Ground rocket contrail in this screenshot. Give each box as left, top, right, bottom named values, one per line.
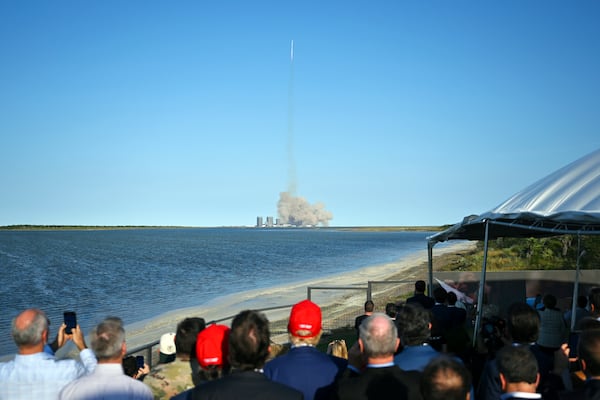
left=278, top=39, right=333, bottom=227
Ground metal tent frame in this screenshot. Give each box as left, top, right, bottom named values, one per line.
left=426, top=148, right=600, bottom=345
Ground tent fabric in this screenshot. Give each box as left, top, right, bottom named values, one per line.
left=429, top=148, right=600, bottom=244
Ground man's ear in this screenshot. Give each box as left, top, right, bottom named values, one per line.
left=42, top=328, right=48, bottom=344
left=581, top=359, right=588, bottom=372
left=428, top=322, right=432, bottom=331
left=499, top=372, right=507, bottom=391
left=394, top=337, right=400, bottom=352
left=121, top=341, right=127, bottom=357
left=358, top=338, right=364, bottom=353
left=534, top=373, right=540, bottom=389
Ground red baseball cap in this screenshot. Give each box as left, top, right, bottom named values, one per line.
left=288, top=299, right=322, bottom=338
left=196, top=324, right=230, bottom=369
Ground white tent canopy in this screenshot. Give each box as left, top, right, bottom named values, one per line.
left=426, top=148, right=600, bottom=342
left=429, top=148, right=600, bottom=244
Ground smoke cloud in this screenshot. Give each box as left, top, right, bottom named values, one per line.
left=277, top=192, right=333, bottom=227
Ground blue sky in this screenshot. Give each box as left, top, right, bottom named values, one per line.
left=1, top=1, right=599, bottom=227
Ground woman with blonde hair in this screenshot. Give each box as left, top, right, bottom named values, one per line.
left=326, top=339, right=348, bottom=359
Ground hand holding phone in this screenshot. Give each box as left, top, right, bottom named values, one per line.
left=63, top=311, right=77, bottom=335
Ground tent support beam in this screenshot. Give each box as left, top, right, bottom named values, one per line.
left=473, top=220, right=490, bottom=348
left=427, top=242, right=434, bottom=297
left=571, top=236, right=585, bottom=331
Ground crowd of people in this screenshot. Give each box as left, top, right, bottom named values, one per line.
left=2, top=281, right=600, bottom=400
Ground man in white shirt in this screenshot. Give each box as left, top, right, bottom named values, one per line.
left=59, top=317, right=152, bottom=400
left=0, top=308, right=97, bottom=399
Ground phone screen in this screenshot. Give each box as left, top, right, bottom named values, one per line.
left=63, top=311, right=77, bottom=334
left=136, top=355, right=144, bottom=369
left=568, top=331, right=580, bottom=358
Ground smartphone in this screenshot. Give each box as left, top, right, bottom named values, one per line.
left=568, top=331, right=580, bottom=358
left=63, top=311, right=77, bottom=334
left=136, top=355, right=144, bottom=369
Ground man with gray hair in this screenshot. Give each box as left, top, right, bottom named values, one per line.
left=0, top=308, right=97, bottom=399
left=59, top=317, right=152, bottom=399
left=335, top=313, right=422, bottom=400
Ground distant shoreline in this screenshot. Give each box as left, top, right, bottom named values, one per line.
left=0, top=225, right=450, bottom=232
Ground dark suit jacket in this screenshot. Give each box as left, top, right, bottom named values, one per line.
left=559, top=378, right=600, bottom=400
left=335, top=365, right=422, bottom=400
left=190, top=370, right=303, bottom=400
left=406, top=294, right=434, bottom=309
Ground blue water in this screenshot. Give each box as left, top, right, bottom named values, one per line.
left=0, top=228, right=433, bottom=356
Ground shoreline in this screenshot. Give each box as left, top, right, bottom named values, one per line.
left=123, top=240, right=477, bottom=350
left=0, top=240, right=475, bottom=362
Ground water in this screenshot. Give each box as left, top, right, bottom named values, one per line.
left=0, top=227, right=434, bottom=357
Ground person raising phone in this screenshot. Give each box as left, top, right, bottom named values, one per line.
left=0, top=308, right=97, bottom=399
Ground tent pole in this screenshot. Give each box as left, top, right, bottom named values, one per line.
left=473, top=220, right=490, bottom=348
left=571, top=236, right=585, bottom=331
left=427, top=242, right=434, bottom=297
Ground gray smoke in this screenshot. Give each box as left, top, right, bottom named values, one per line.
left=277, top=191, right=333, bottom=227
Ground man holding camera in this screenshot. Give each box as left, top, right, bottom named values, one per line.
left=0, top=308, right=97, bottom=399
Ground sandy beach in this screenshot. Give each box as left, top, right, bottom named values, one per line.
left=123, top=240, right=477, bottom=351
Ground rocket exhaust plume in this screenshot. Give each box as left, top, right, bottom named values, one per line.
left=277, top=192, right=333, bottom=227
left=277, top=40, right=333, bottom=227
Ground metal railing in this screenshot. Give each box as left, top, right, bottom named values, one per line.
left=126, top=280, right=419, bottom=369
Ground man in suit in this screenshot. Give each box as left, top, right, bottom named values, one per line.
left=406, top=280, right=434, bottom=309
left=394, top=303, right=441, bottom=372
left=264, top=299, right=347, bottom=400
left=335, top=313, right=422, bottom=400
left=354, top=300, right=375, bottom=337
left=477, top=302, right=555, bottom=400
left=189, top=310, right=302, bottom=400
left=496, top=345, right=542, bottom=399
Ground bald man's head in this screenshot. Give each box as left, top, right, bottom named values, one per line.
left=12, top=309, right=48, bottom=350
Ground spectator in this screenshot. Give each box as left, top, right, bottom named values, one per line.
left=564, top=295, right=589, bottom=329
left=264, top=299, right=347, bottom=400
left=354, top=300, right=375, bottom=336
left=588, top=287, right=600, bottom=320
left=122, top=355, right=150, bottom=380
left=385, top=302, right=398, bottom=320
left=477, top=302, right=555, bottom=400
left=496, top=345, right=541, bottom=399
left=335, top=313, right=422, bottom=400
left=159, top=332, right=177, bottom=364
left=188, top=310, right=303, bottom=400
left=538, top=294, right=567, bottom=353
left=327, top=339, right=349, bottom=360
left=430, top=286, right=451, bottom=352
left=195, top=323, right=231, bottom=381
left=446, top=291, right=470, bottom=360
left=394, top=303, right=441, bottom=372
left=0, top=308, right=97, bottom=399
left=407, top=280, right=435, bottom=309
left=559, top=328, right=600, bottom=400
left=564, top=317, right=600, bottom=391
left=171, top=323, right=231, bottom=400
left=143, top=317, right=206, bottom=399
left=58, top=317, right=153, bottom=399
left=421, top=356, right=471, bottom=400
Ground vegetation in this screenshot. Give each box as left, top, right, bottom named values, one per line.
left=438, top=235, right=600, bottom=272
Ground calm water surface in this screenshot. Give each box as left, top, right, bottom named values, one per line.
left=0, top=228, right=433, bottom=356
